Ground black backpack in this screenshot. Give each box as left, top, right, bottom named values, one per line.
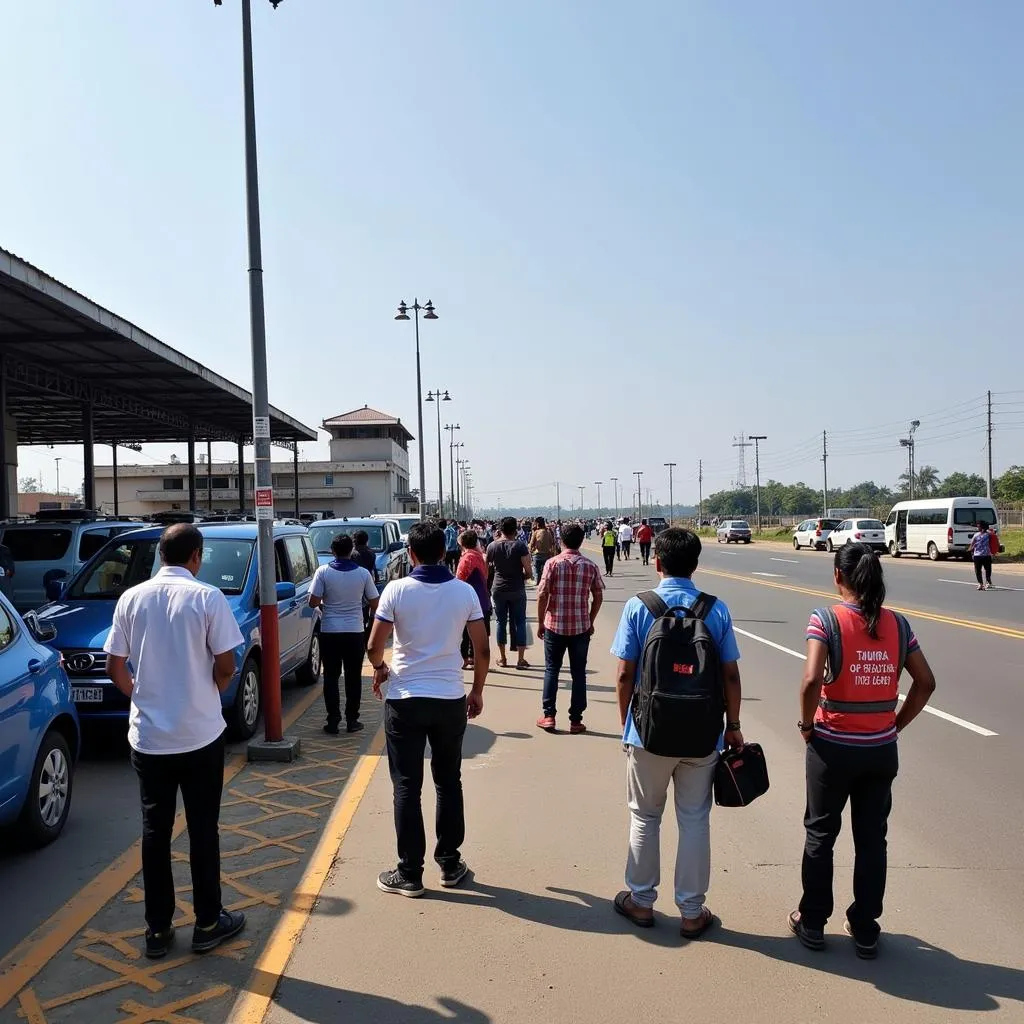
left=631, top=591, right=724, bottom=758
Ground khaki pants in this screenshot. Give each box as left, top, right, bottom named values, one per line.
left=624, top=745, right=717, bottom=917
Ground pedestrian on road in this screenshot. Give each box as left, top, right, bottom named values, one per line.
left=636, top=519, right=653, bottom=566
left=104, top=524, right=246, bottom=959
left=532, top=524, right=602, bottom=733
left=529, top=515, right=557, bottom=586
left=969, top=520, right=999, bottom=590
left=309, top=534, right=379, bottom=735
left=601, top=523, right=617, bottom=576
left=789, top=543, right=936, bottom=959
left=610, top=528, right=744, bottom=939
left=535, top=522, right=604, bottom=733
left=618, top=519, right=634, bottom=560
left=486, top=516, right=533, bottom=670
left=441, top=519, right=460, bottom=573
left=367, top=522, right=490, bottom=897
left=352, top=530, right=377, bottom=576
left=456, top=529, right=492, bottom=670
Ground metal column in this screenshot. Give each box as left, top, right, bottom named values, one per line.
left=237, top=437, right=246, bottom=513
left=187, top=430, right=197, bottom=512
left=293, top=442, right=300, bottom=517
left=207, top=441, right=213, bottom=511
left=82, top=401, right=96, bottom=510
left=0, top=362, right=8, bottom=519
left=111, top=443, right=119, bottom=516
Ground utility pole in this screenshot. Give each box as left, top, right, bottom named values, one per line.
left=578, top=485, right=585, bottom=517
left=987, top=390, right=993, bottom=498
left=555, top=482, right=561, bottom=523
left=664, top=462, right=676, bottom=525
left=610, top=476, right=619, bottom=519
left=732, top=434, right=752, bottom=491
left=899, top=419, right=920, bottom=499
left=750, top=435, right=767, bottom=532
left=594, top=481, right=603, bottom=518
left=821, top=430, right=828, bottom=517
left=698, top=459, right=703, bottom=525
left=633, top=471, right=643, bottom=521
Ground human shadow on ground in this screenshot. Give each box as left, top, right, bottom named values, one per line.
left=266, top=972, right=492, bottom=1024
left=708, top=927, right=1024, bottom=1011
left=424, top=724, right=532, bottom=761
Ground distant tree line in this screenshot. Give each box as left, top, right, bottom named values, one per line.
left=702, top=465, right=1024, bottom=518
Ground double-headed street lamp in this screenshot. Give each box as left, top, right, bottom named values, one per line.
left=395, top=299, right=438, bottom=518
left=445, top=423, right=460, bottom=518
left=454, top=441, right=466, bottom=514
left=424, top=389, right=451, bottom=516
left=899, top=419, right=921, bottom=499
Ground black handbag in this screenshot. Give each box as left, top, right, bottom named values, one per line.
left=714, top=742, right=770, bottom=807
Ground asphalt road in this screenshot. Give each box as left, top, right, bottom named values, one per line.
left=265, top=543, right=1023, bottom=1023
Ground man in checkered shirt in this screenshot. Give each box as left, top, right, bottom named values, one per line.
left=535, top=522, right=605, bottom=734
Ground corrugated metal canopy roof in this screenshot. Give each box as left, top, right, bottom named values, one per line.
left=0, top=247, right=317, bottom=446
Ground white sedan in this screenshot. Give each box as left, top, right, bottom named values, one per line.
left=826, top=518, right=887, bottom=553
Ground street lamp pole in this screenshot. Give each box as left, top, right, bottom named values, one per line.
left=899, top=419, right=920, bottom=499
left=54, top=457, right=61, bottom=498
left=749, top=435, right=767, bottom=532
left=425, top=389, right=451, bottom=517
left=610, top=477, right=619, bottom=519
left=634, top=471, right=643, bottom=521
left=594, top=481, right=602, bottom=518
left=664, top=462, right=676, bottom=525
left=578, top=485, right=585, bottom=517
left=445, top=424, right=460, bottom=518
left=395, top=299, right=438, bottom=518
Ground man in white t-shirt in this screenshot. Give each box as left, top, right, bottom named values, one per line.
left=618, top=520, right=634, bottom=560
left=105, top=524, right=246, bottom=960
left=367, top=521, right=490, bottom=897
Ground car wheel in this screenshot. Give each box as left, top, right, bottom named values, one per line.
left=927, top=542, right=940, bottom=562
left=296, top=629, right=321, bottom=686
left=229, top=655, right=262, bottom=740
left=826, top=538, right=834, bottom=552
left=889, top=541, right=900, bottom=558
left=19, top=729, right=73, bottom=847
left=793, top=536, right=800, bottom=550
left=744, top=538, right=751, bottom=544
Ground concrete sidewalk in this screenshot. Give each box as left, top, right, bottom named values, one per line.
left=256, top=572, right=1023, bottom=1023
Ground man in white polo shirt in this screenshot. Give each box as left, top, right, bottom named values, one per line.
left=367, top=521, right=490, bottom=897
left=105, top=524, right=246, bottom=960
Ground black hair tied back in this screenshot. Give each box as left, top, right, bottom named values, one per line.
left=836, top=543, right=886, bottom=637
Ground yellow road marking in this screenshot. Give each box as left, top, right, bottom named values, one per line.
left=699, top=568, right=1024, bottom=641
left=0, top=682, right=325, bottom=1011
left=227, top=721, right=386, bottom=1024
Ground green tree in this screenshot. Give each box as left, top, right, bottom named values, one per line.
left=899, top=465, right=940, bottom=498
left=995, top=465, right=1024, bottom=503
left=936, top=472, right=986, bottom=498
left=18, top=476, right=39, bottom=493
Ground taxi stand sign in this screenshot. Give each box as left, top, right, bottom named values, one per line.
left=255, top=486, right=274, bottom=521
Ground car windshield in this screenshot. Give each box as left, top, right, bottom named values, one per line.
left=394, top=516, right=419, bottom=534
left=309, top=524, right=384, bottom=554
left=732, top=521, right=750, bottom=529
left=820, top=519, right=841, bottom=529
left=2, top=528, right=72, bottom=561
left=857, top=520, right=885, bottom=530
left=66, top=537, right=254, bottom=599
left=954, top=507, right=997, bottom=527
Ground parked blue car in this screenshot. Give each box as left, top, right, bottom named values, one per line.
left=0, top=596, right=80, bottom=846
left=307, top=518, right=408, bottom=585
left=37, top=524, right=321, bottom=740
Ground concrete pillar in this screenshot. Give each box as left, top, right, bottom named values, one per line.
left=293, top=443, right=300, bottom=517
left=111, top=443, right=119, bottom=516
left=187, top=429, right=197, bottom=512
left=82, top=401, right=95, bottom=510
left=237, top=437, right=246, bottom=513
left=0, top=362, right=7, bottom=519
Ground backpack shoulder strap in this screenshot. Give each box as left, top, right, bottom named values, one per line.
left=892, top=611, right=913, bottom=676
left=816, top=606, right=843, bottom=684
left=637, top=591, right=669, bottom=619
left=689, top=592, right=718, bottom=621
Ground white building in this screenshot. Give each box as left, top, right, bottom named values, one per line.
left=93, top=406, right=418, bottom=517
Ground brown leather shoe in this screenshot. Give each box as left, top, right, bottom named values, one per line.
left=614, top=890, right=654, bottom=928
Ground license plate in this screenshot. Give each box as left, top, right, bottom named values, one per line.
left=72, top=686, right=104, bottom=703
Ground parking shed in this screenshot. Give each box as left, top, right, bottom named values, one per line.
left=0, top=247, right=317, bottom=516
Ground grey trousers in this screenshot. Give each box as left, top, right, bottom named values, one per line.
left=624, top=745, right=717, bottom=917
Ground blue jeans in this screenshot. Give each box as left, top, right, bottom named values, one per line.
left=542, top=631, right=590, bottom=721
left=532, top=554, right=549, bottom=584
left=493, top=591, right=527, bottom=650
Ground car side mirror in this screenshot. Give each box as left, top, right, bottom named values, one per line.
left=43, top=569, right=69, bottom=602
left=389, top=541, right=404, bottom=553
left=275, top=581, right=297, bottom=601
left=23, top=610, right=58, bottom=643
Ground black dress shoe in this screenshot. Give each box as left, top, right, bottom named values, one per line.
left=346, top=720, right=365, bottom=734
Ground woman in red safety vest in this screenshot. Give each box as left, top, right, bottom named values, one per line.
left=789, top=543, right=936, bottom=960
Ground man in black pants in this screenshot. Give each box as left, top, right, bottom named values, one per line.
left=367, top=522, right=491, bottom=896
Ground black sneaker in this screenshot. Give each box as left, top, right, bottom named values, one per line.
left=377, top=869, right=425, bottom=898
left=144, top=926, right=175, bottom=959
left=192, top=909, right=246, bottom=953
left=323, top=721, right=340, bottom=736
left=440, top=861, right=470, bottom=888
left=844, top=920, right=878, bottom=959
left=788, top=911, right=825, bottom=951
left=346, top=720, right=365, bottom=734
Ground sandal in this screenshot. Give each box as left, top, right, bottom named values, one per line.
left=516, top=661, right=531, bottom=670
left=497, top=659, right=508, bottom=668
left=613, top=890, right=654, bottom=929
left=680, top=906, right=716, bottom=940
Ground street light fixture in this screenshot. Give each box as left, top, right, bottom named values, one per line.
left=395, top=299, right=439, bottom=519
left=424, top=389, right=451, bottom=516
left=899, top=419, right=921, bottom=499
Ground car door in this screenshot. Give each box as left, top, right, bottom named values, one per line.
left=273, top=539, right=301, bottom=670
left=282, top=536, right=315, bottom=672
left=834, top=521, right=849, bottom=546
left=0, top=604, right=34, bottom=820
left=795, top=521, right=808, bottom=547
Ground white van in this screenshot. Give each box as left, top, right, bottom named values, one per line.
left=884, top=497, right=998, bottom=561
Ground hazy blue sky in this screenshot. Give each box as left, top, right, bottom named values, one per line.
left=3, top=1, right=1022, bottom=510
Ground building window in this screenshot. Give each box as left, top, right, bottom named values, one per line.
left=209, top=476, right=230, bottom=489
left=324, top=474, right=334, bottom=486
left=162, top=478, right=184, bottom=490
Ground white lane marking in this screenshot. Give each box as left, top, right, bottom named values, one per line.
left=732, top=626, right=999, bottom=737
left=751, top=572, right=787, bottom=578
left=771, top=558, right=800, bottom=564
left=938, top=578, right=1024, bottom=593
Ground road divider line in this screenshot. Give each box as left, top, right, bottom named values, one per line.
left=0, top=681, right=326, bottom=1012
left=751, top=572, right=787, bottom=578
left=228, top=721, right=386, bottom=1024
left=938, top=578, right=1024, bottom=593
left=700, top=567, right=1024, bottom=641
left=732, top=626, right=998, bottom=737
left=771, top=558, right=800, bottom=564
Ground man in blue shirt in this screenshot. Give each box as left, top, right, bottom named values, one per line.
left=441, top=519, right=460, bottom=572
left=610, top=528, right=744, bottom=939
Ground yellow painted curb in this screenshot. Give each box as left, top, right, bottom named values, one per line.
left=227, top=721, right=386, bottom=1023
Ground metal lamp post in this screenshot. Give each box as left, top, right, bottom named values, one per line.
left=395, top=299, right=438, bottom=518
left=594, top=481, right=602, bottom=518
left=664, top=462, right=676, bottom=525
left=424, top=389, right=451, bottom=517
left=634, top=471, right=643, bottom=521
left=749, top=435, right=767, bottom=532
left=899, top=419, right=920, bottom=499
left=610, top=476, right=619, bottom=519
left=445, top=424, right=461, bottom=518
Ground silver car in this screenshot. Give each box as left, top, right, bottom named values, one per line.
left=717, top=520, right=752, bottom=544
left=826, top=519, right=887, bottom=553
